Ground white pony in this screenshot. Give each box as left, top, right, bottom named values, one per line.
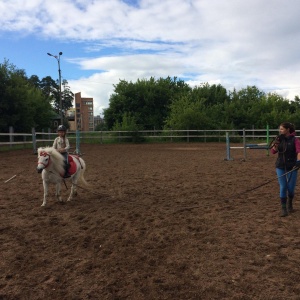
left=37, top=147, right=88, bottom=206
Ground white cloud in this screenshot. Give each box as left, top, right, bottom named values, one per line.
left=2, top=0, right=300, bottom=115
left=67, top=52, right=187, bottom=115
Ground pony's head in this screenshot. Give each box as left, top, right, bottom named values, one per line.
left=37, top=147, right=64, bottom=174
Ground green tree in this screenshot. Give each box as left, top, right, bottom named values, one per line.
left=191, top=83, right=229, bottom=106
left=40, top=76, right=58, bottom=100
left=28, top=75, right=41, bottom=89
left=39, top=76, right=73, bottom=124
left=104, top=76, right=191, bottom=130
left=225, top=86, right=266, bottom=129
left=112, top=112, right=141, bottom=131
left=62, top=79, right=74, bottom=113
left=0, top=59, right=54, bottom=132
left=165, top=95, right=212, bottom=130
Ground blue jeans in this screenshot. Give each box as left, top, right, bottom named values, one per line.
left=61, top=152, right=68, bottom=164
left=276, top=168, right=298, bottom=198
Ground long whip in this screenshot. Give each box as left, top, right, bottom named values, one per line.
left=226, top=167, right=298, bottom=200
left=171, top=167, right=299, bottom=214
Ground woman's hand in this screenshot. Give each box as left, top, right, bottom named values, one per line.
left=295, top=160, right=300, bottom=169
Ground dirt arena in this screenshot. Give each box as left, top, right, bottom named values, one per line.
left=1, top=142, right=300, bottom=299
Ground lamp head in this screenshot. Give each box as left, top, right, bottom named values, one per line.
left=59, top=52, right=63, bottom=55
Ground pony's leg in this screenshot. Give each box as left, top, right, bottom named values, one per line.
left=73, top=179, right=78, bottom=196
left=55, top=182, right=63, bottom=202
left=67, top=183, right=74, bottom=202
left=41, top=180, right=48, bottom=207
left=67, top=177, right=78, bottom=201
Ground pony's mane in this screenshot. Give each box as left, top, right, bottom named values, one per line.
left=38, top=147, right=65, bottom=174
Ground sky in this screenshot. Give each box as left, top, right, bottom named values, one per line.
left=1, top=0, right=300, bottom=116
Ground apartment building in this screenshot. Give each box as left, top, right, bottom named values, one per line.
left=74, top=92, right=94, bottom=131
left=66, top=108, right=76, bottom=131
left=94, top=115, right=105, bottom=129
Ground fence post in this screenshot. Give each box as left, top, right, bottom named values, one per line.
left=9, top=126, right=14, bottom=148
left=40, top=129, right=44, bottom=146
left=265, top=124, right=270, bottom=156
left=23, top=133, right=26, bottom=148
left=32, top=128, right=37, bottom=154
left=243, top=128, right=247, bottom=160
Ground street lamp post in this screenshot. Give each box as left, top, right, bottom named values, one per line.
left=47, top=52, right=63, bottom=125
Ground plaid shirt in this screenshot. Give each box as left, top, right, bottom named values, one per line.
left=53, top=136, right=70, bottom=152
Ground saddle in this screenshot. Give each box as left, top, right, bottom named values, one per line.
left=63, top=155, right=82, bottom=178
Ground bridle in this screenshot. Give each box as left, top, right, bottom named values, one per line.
left=37, top=151, right=51, bottom=169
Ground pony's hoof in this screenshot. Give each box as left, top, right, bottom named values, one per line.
left=41, top=204, right=46, bottom=207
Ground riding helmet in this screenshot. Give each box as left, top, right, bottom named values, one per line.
left=57, top=125, right=67, bottom=132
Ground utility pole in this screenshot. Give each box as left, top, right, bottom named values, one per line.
left=47, top=51, right=63, bottom=125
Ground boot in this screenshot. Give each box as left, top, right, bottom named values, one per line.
left=63, top=164, right=71, bottom=178
left=280, top=197, right=288, bottom=217
left=287, top=197, right=295, bottom=213
left=281, top=207, right=288, bottom=217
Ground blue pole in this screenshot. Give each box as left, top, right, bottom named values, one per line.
left=225, top=132, right=233, bottom=160
left=76, top=130, right=81, bottom=155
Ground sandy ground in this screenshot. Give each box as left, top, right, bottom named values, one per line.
left=1, top=143, right=300, bottom=300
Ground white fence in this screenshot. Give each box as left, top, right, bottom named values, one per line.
left=0, top=127, right=280, bottom=153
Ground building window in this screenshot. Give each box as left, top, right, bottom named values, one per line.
left=76, top=103, right=80, bottom=107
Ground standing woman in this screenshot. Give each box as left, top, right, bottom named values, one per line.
left=271, top=122, right=300, bottom=217
left=53, top=125, right=70, bottom=178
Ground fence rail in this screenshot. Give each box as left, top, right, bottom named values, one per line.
left=0, top=127, right=281, bottom=153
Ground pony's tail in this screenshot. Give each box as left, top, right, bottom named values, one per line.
left=79, top=158, right=89, bottom=186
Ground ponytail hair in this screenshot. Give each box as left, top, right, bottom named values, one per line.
left=280, top=122, right=295, bottom=133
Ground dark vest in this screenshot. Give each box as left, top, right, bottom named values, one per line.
left=275, top=135, right=296, bottom=170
